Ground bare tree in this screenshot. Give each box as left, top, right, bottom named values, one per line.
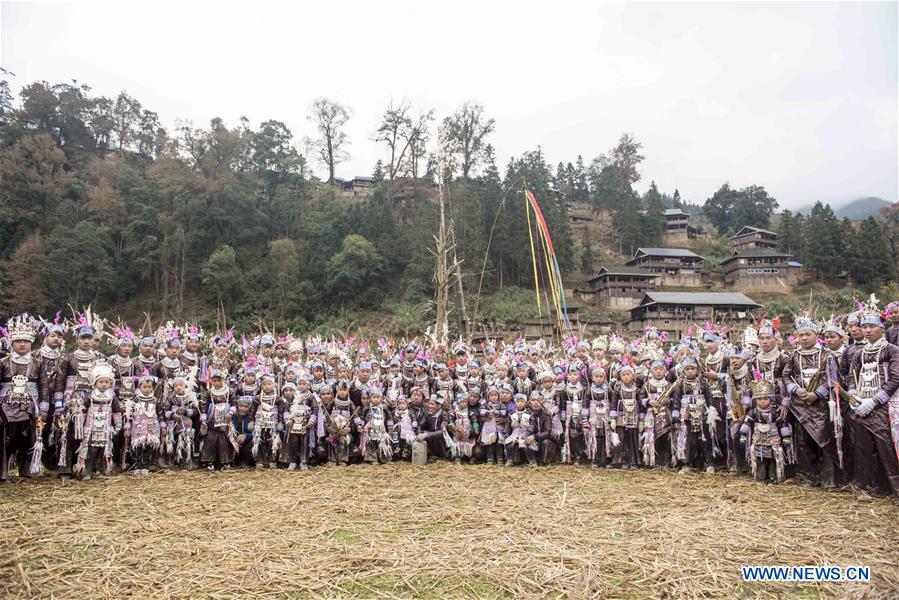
left=375, top=100, right=433, bottom=181
left=305, top=98, right=351, bottom=184
left=439, top=102, right=495, bottom=179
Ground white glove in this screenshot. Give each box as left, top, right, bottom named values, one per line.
left=852, top=397, right=876, bottom=417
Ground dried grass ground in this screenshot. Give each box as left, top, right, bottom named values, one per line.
left=1, top=463, right=897, bottom=599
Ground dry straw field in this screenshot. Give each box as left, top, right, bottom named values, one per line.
left=1, top=463, right=897, bottom=598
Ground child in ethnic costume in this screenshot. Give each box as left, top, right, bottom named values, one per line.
left=585, top=367, right=612, bottom=468
left=479, top=387, right=507, bottom=465
left=504, top=393, right=537, bottom=466
left=391, top=396, right=417, bottom=461
left=232, top=396, right=255, bottom=468
left=641, top=359, right=674, bottom=468
left=741, top=378, right=792, bottom=483
left=447, top=393, right=477, bottom=464
left=252, top=374, right=281, bottom=469
left=74, top=363, right=122, bottom=480
left=200, top=369, right=236, bottom=471
left=282, top=381, right=314, bottom=471
left=672, top=357, right=714, bottom=473
left=559, top=365, right=586, bottom=464
left=328, top=380, right=356, bottom=465
left=610, top=365, right=641, bottom=470
left=360, top=387, right=393, bottom=464
left=165, top=374, right=199, bottom=470
left=127, top=372, right=163, bottom=475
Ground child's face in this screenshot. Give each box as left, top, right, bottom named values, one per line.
left=515, top=398, right=526, bottom=410
left=389, top=365, right=400, bottom=374
left=238, top=404, right=249, bottom=416
left=592, top=370, right=606, bottom=384
left=210, top=377, right=224, bottom=389
left=396, top=399, right=408, bottom=410
left=684, top=366, right=698, bottom=379
left=361, top=395, right=370, bottom=406
left=427, top=399, right=439, bottom=412
left=651, top=366, right=666, bottom=379
left=320, top=391, right=333, bottom=404
left=517, top=368, right=528, bottom=379
left=298, top=381, right=309, bottom=392
left=313, top=368, right=324, bottom=379
left=500, top=390, right=512, bottom=402
left=282, top=389, right=295, bottom=402
left=96, top=377, right=112, bottom=391
left=245, top=374, right=256, bottom=384
left=542, top=378, right=554, bottom=389
left=438, top=368, right=449, bottom=378
left=370, top=395, right=382, bottom=405
left=262, top=380, right=274, bottom=393
left=457, top=399, right=468, bottom=409
left=567, top=371, right=580, bottom=383
left=756, top=395, right=772, bottom=410
left=620, top=371, right=635, bottom=384
left=173, top=381, right=186, bottom=395
left=337, top=388, right=349, bottom=399
left=140, top=381, right=154, bottom=395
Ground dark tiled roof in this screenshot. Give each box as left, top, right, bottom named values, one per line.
left=640, top=292, right=759, bottom=306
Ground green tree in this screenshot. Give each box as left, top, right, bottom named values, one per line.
left=803, top=202, right=843, bottom=281
left=326, top=234, right=385, bottom=306
left=201, top=245, right=242, bottom=310
left=850, top=217, right=894, bottom=287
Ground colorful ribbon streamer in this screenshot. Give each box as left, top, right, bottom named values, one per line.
left=524, top=190, right=571, bottom=334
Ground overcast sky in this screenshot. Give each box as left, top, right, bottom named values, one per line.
left=2, top=1, right=896, bottom=209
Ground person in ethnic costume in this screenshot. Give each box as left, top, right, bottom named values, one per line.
left=672, top=357, right=714, bottom=473
left=504, top=393, right=537, bottom=466
left=527, top=393, right=557, bottom=466
left=479, top=386, right=507, bottom=465
left=782, top=312, right=838, bottom=489
left=73, top=363, right=122, bottom=480
left=127, top=372, right=163, bottom=475
left=741, top=377, right=792, bottom=483
left=326, top=380, right=356, bottom=466
left=0, top=315, right=44, bottom=481
left=281, top=381, right=311, bottom=470
left=446, top=392, right=477, bottom=464
left=846, top=296, right=899, bottom=497
left=57, top=322, right=105, bottom=477
left=359, top=387, right=393, bottom=464
left=165, top=374, right=199, bottom=470
left=252, top=374, right=282, bottom=469
left=751, top=318, right=787, bottom=411
left=231, top=396, right=255, bottom=468
left=610, top=365, right=641, bottom=470
left=34, top=314, right=67, bottom=472
left=640, top=359, right=674, bottom=468
left=200, top=369, right=236, bottom=471
left=585, top=366, right=613, bottom=468
left=417, top=395, right=449, bottom=462
left=701, top=329, right=729, bottom=471
left=559, top=365, right=587, bottom=464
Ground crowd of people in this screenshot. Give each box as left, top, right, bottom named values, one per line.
left=1, top=296, right=897, bottom=499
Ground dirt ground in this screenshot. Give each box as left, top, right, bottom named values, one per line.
left=1, top=463, right=897, bottom=599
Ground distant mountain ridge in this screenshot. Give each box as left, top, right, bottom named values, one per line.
left=794, top=196, right=893, bottom=220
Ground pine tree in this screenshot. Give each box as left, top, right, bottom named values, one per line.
left=850, top=217, right=894, bottom=288
left=672, top=189, right=682, bottom=208
left=803, top=202, right=843, bottom=281
left=641, top=181, right=666, bottom=246
left=372, top=159, right=384, bottom=182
